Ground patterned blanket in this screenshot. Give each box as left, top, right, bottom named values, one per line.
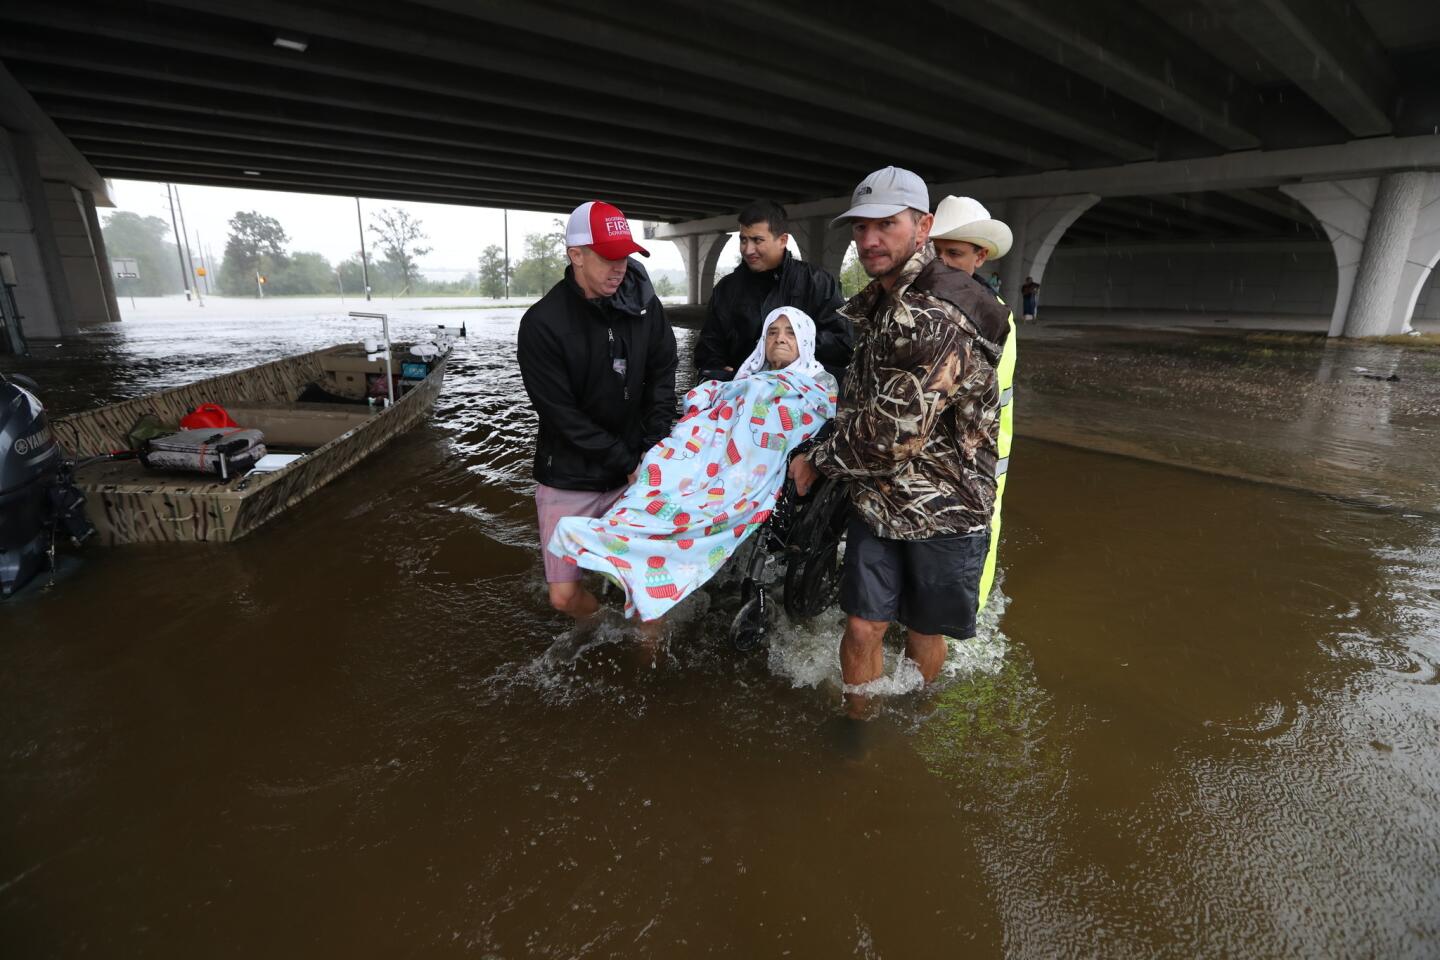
left=549, top=369, right=836, bottom=621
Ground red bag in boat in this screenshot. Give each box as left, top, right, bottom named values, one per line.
left=180, top=403, right=238, bottom=429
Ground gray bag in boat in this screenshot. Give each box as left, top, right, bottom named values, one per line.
left=141, top=428, right=268, bottom=480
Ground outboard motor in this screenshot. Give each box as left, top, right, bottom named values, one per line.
left=0, top=372, right=93, bottom=597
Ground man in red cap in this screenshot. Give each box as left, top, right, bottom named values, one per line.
left=518, top=201, right=678, bottom=622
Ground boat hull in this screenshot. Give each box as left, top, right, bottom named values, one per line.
left=58, top=344, right=448, bottom=545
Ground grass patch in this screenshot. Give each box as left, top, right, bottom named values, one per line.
left=420, top=302, right=538, bottom=311
left=1367, top=332, right=1440, bottom=350
left=1241, top=331, right=1329, bottom=345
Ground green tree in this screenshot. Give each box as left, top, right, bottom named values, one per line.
left=839, top=245, right=870, bottom=297
left=509, top=220, right=568, bottom=297
left=337, top=253, right=404, bottom=296
left=100, top=212, right=184, bottom=297
left=218, top=211, right=289, bottom=296
left=368, top=207, right=431, bottom=293
left=337, top=253, right=369, bottom=296
left=655, top=274, right=677, bottom=297
left=370, top=258, right=407, bottom=294
left=477, top=244, right=508, bottom=298
left=268, top=251, right=336, bottom=295
left=417, top=271, right=476, bottom=295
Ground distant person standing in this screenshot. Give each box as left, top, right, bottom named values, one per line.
left=694, top=200, right=851, bottom=382
left=987, top=271, right=1002, bottom=294
left=517, top=201, right=677, bottom=622
left=1022, top=276, right=1041, bottom=320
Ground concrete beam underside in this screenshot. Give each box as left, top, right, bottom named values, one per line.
left=1198, top=0, right=1395, bottom=137
left=651, top=136, right=1440, bottom=336
left=652, top=135, right=1440, bottom=240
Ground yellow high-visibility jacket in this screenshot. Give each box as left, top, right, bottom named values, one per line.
left=978, top=310, right=1016, bottom=609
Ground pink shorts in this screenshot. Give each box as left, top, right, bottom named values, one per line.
left=535, top=483, right=626, bottom=583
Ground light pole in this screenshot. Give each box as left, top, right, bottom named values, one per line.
left=503, top=207, right=510, bottom=300
left=174, top=185, right=203, bottom=306
left=356, top=197, right=372, bottom=301
left=166, top=184, right=191, bottom=301
left=195, top=230, right=211, bottom=294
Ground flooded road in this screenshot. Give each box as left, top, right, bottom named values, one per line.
left=3, top=298, right=1439, bottom=957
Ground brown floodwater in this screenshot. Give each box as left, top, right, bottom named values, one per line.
left=2, top=301, right=1439, bottom=958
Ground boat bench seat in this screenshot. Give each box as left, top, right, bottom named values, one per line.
left=226, top=402, right=378, bottom=449
left=75, top=457, right=236, bottom=491
left=73, top=402, right=376, bottom=489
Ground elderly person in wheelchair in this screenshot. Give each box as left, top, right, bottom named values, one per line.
left=548, top=307, right=841, bottom=630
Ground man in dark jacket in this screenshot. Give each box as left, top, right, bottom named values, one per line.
left=518, top=200, right=678, bottom=620
left=693, top=200, right=851, bottom=382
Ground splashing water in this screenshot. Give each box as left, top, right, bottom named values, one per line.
left=766, top=583, right=1012, bottom=694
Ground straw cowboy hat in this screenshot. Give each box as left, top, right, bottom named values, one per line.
left=931, top=196, right=1013, bottom=259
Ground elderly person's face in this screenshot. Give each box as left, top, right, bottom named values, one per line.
left=852, top=209, right=933, bottom=284
left=568, top=246, right=628, bottom=299
left=764, top=315, right=799, bottom=369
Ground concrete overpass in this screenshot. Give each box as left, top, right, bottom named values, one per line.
left=1, top=0, right=1438, bottom=338
left=1, top=67, right=120, bottom=339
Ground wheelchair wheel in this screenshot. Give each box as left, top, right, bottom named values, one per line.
left=783, top=478, right=848, bottom=619
left=728, top=580, right=769, bottom=653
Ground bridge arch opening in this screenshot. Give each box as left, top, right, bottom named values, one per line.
left=1039, top=188, right=1336, bottom=325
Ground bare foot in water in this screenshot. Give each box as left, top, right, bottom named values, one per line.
left=540, top=612, right=605, bottom=666
left=633, top=617, right=667, bottom=668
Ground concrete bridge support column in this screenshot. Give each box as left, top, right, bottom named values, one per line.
left=52, top=182, right=119, bottom=326
left=0, top=128, right=119, bottom=339
left=1280, top=179, right=1373, bottom=336
left=992, top=194, right=1100, bottom=316
left=669, top=232, right=728, bottom=305
left=1348, top=172, right=1425, bottom=337
left=81, top=188, right=121, bottom=323
left=1, top=128, right=75, bottom=338
left=1386, top=174, right=1440, bottom=335
left=797, top=216, right=850, bottom=280
left=995, top=199, right=1029, bottom=315
left=1282, top=173, right=1440, bottom=337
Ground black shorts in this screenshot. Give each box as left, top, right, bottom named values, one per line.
left=839, top=515, right=989, bottom=638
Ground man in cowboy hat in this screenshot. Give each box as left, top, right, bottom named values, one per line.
left=788, top=170, right=1012, bottom=711
left=929, top=195, right=1018, bottom=615
left=518, top=200, right=677, bottom=623
left=929, top=195, right=1012, bottom=278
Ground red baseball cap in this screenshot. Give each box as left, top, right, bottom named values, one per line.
left=565, top=201, right=649, bottom=260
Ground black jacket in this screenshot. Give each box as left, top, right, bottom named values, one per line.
left=517, top=260, right=678, bottom=491
left=694, top=251, right=851, bottom=378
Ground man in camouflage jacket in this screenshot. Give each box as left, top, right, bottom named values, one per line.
left=789, top=167, right=1007, bottom=704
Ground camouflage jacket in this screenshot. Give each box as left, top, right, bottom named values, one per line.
left=807, top=246, right=1010, bottom=539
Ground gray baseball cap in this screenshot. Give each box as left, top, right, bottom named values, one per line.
left=829, top=166, right=930, bottom=227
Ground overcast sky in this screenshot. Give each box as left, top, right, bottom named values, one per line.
left=105, top=179, right=692, bottom=280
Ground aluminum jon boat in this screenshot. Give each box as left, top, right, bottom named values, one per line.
left=54, top=340, right=451, bottom=544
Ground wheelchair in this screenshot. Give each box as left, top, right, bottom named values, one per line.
left=693, top=367, right=850, bottom=651
left=725, top=472, right=850, bottom=652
